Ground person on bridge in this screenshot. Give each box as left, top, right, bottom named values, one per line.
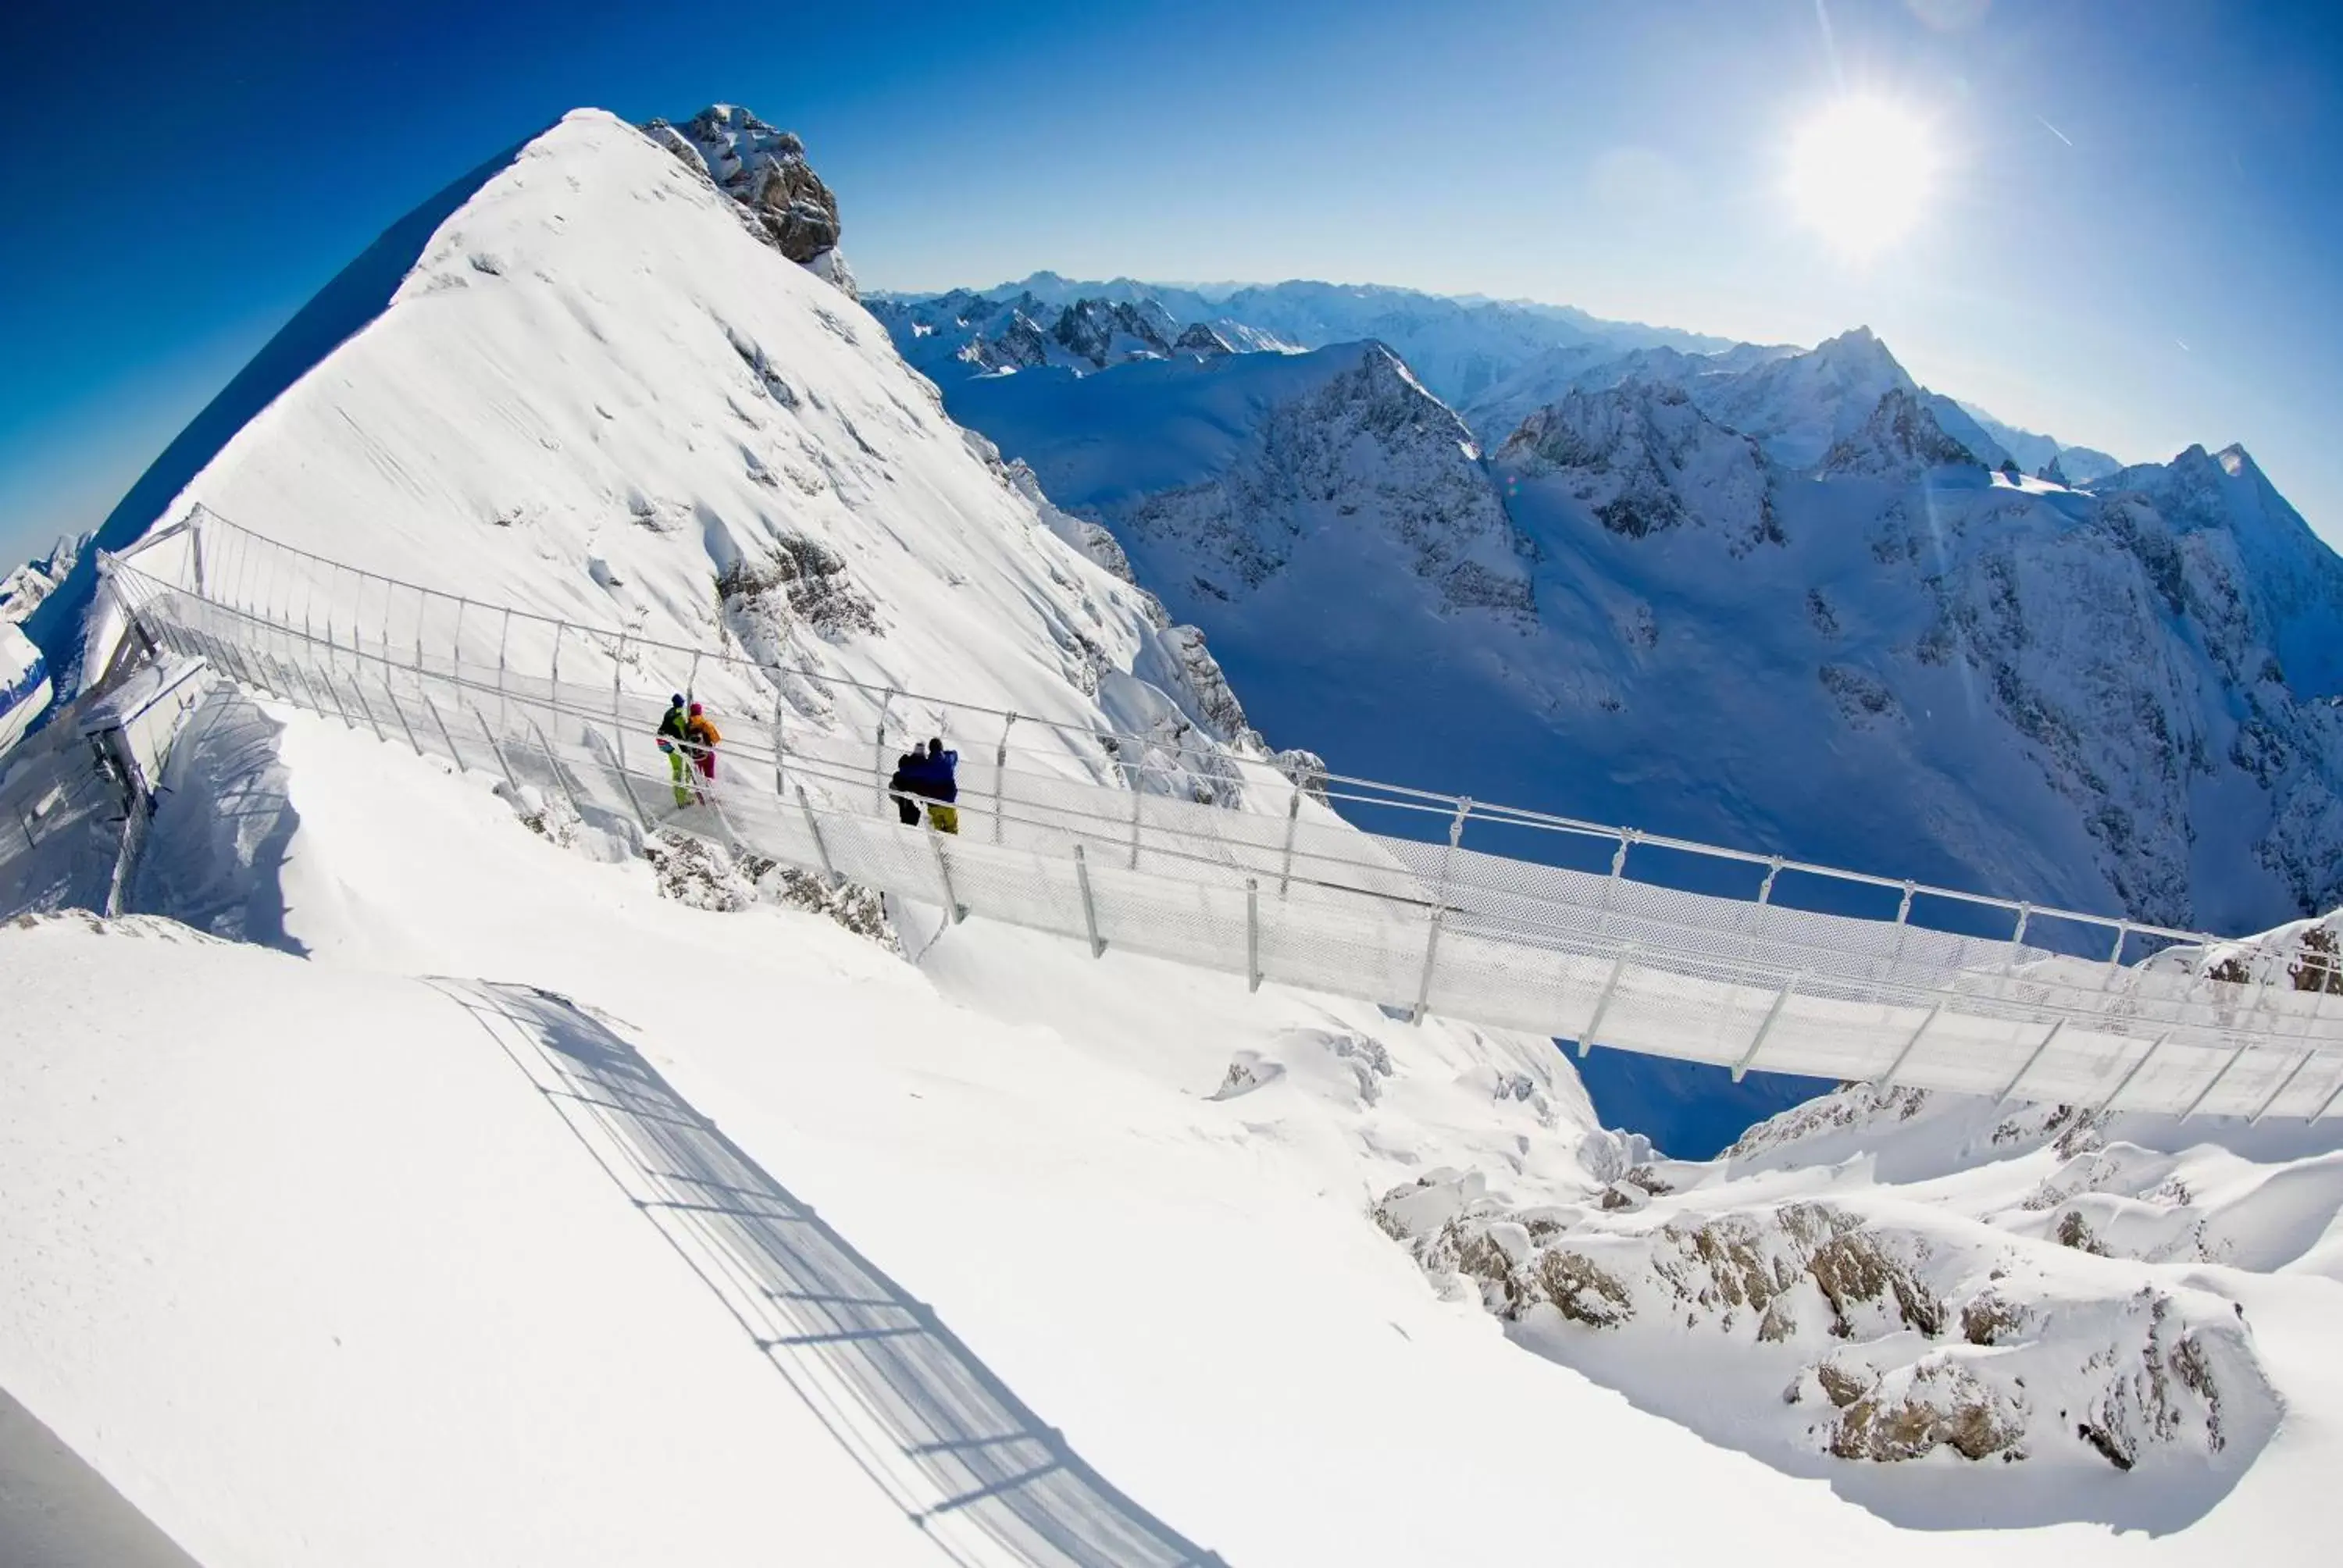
left=685, top=702, right=722, bottom=787
left=887, top=750, right=925, bottom=826
left=655, top=694, right=693, bottom=807
left=920, top=736, right=960, bottom=835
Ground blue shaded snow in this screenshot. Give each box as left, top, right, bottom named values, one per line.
left=23, top=138, right=535, bottom=694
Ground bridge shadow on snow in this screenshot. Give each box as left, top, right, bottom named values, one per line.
left=432, top=980, right=1221, bottom=1568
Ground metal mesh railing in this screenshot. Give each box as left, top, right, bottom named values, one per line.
left=91, top=508, right=2343, bottom=1123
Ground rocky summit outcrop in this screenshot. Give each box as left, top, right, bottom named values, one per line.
left=1050, top=298, right=1176, bottom=369
left=959, top=310, right=1053, bottom=372
left=1172, top=321, right=1233, bottom=358
left=1376, top=1161, right=2277, bottom=1475
left=2, top=533, right=86, bottom=625
left=1500, top=380, right=1781, bottom=553
left=644, top=105, right=853, bottom=294
left=1818, top=387, right=1983, bottom=477
left=1125, top=344, right=1535, bottom=618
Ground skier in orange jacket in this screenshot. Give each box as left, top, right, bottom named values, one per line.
left=684, top=703, right=722, bottom=785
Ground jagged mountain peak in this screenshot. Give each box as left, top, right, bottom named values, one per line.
left=642, top=105, right=851, bottom=294
left=1817, top=386, right=1983, bottom=477
left=1500, top=376, right=1779, bottom=551
left=1173, top=322, right=1233, bottom=358
left=1050, top=296, right=1176, bottom=369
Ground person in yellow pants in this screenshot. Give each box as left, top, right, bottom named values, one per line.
left=655, top=694, right=693, bottom=807
left=920, top=737, right=960, bottom=834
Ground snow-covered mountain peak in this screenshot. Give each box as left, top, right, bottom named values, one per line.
left=1, top=532, right=87, bottom=626
left=1696, top=326, right=1920, bottom=469
left=1050, top=297, right=1176, bottom=369
left=954, top=337, right=1534, bottom=625
left=1817, top=386, right=1984, bottom=477
left=1172, top=321, right=1233, bottom=357
left=1499, top=377, right=1780, bottom=550
left=643, top=104, right=852, bottom=294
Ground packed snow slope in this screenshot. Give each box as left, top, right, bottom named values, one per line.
left=18, top=144, right=527, bottom=694
left=71, top=109, right=1265, bottom=789
left=12, top=681, right=2343, bottom=1564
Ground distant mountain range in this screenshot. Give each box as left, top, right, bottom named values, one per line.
left=873, top=276, right=2343, bottom=1153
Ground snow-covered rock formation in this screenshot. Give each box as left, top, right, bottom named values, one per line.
left=1817, top=385, right=1986, bottom=476
left=644, top=104, right=855, bottom=296
left=1, top=533, right=86, bottom=625
left=1500, top=379, right=1781, bottom=551
left=1374, top=1071, right=2320, bottom=1493
left=954, top=340, right=1535, bottom=622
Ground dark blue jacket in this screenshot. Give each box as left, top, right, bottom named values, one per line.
left=906, top=749, right=959, bottom=802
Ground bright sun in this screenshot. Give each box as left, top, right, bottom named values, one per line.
left=1786, top=97, right=1938, bottom=259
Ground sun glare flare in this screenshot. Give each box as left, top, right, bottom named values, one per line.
left=1786, top=96, right=1938, bottom=259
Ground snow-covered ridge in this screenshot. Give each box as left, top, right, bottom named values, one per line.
left=80, top=108, right=1264, bottom=787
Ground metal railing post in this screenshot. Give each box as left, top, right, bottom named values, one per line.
left=2250, top=1048, right=2317, bottom=1125
left=2178, top=1039, right=2252, bottom=1121
left=1246, top=878, right=1262, bottom=993
left=1732, top=974, right=1803, bottom=1082
left=380, top=679, right=426, bottom=757
left=1578, top=944, right=1635, bottom=1059
left=312, top=660, right=355, bottom=729
left=603, top=719, right=655, bottom=832
left=1276, top=782, right=1302, bottom=896
left=423, top=690, right=467, bottom=772
left=526, top=715, right=585, bottom=821
left=773, top=688, right=787, bottom=799
left=1074, top=842, right=1105, bottom=958
left=928, top=826, right=965, bottom=924
left=2092, top=1029, right=2172, bottom=1118
left=344, top=665, right=389, bottom=744
left=874, top=688, right=896, bottom=812
left=1876, top=1003, right=1943, bottom=1090
left=2097, top=918, right=2130, bottom=991
left=2308, top=1064, right=2343, bottom=1124
left=1408, top=908, right=1446, bottom=1027
left=463, top=701, right=520, bottom=790
left=1997, top=1020, right=2066, bottom=1103
left=993, top=712, right=1017, bottom=845
left=1596, top=828, right=1637, bottom=936
left=1408, top=797, right=1472, bottom=1026
left=1128, top=760, right=1146, bottom=870
left=793, top=785, right=837, bottom=883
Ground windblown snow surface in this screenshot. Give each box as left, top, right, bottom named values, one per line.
left=5, top=107, right=2342, bottom=1566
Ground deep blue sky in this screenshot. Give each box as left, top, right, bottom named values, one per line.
left=5, top=0, right=2341, bottom=568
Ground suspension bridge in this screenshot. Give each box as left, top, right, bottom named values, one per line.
left=80, top=510, right=2343, bottom=1124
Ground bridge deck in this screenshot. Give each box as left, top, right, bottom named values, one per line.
left=99, top=519, right=2343, bottom=1124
